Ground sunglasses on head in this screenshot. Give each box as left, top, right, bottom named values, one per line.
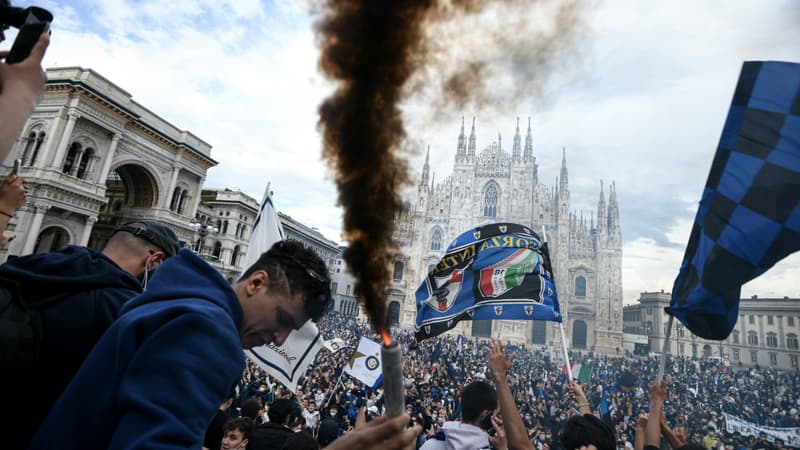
left=273, top=253, right=326, bottom=283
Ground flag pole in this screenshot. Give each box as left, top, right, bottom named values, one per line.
left=657, top=315, right=673, bottom=382
left=322, top=369, right=347, bottom=412
left=541, top=225, right=573, bottom=382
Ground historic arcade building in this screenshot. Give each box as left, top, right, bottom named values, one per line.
left=391, top=118, right=624, bottom=353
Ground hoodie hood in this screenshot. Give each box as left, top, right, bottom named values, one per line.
left=0, top=246, right=141, bottom=302
left=439, top=422, right=490, bottom=450
left=120, top=248, right=242, bottom=326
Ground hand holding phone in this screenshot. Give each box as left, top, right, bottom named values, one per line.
left=5, top=7, right=53, bottom=65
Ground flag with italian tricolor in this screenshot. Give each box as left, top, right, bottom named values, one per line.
left=562, top=362, right=592, bottom=383
left=415, top=222, right=561, bottom=341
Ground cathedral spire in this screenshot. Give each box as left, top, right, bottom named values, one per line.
left=420, top=145, right=430, bottom=188
left=456, top=116, right=466, bottom=160
left=608, top=180, right=619, bottom=231
left=512, top=117, right=521, bottom=160
left=523, top=116, right=533, bottom=161
left=468, top=117, right=476, bottom=157
left=597, top=180, right=606, bottom=232
left=497, top=132, right=502, bottom=151
left=559, top=147, right=568, bottom=193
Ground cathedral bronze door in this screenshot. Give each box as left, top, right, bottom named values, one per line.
left=387, top=301, right=401, bottom=327
left=572, top=320, right=587, bottom=349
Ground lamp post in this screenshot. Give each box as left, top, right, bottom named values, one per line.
left=190, top=216, right=219, bottom=256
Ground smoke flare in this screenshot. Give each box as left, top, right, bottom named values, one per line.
left=314, top=0, right=586, bottom=332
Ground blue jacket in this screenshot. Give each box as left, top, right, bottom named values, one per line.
left=0, top=246, right=142, bottom=450
left=28, top=249, right=245, bottom=450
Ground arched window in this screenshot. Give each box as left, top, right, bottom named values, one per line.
left=766, top=332, right=778, bottom=348
left=574, top=276, right=586, bottom=298
left=732, top=331, right=739, bottom=344
left=171, top=187, right=181, bottom=211
left=787, top=334, right=799, bottom=350
left=431, top=228, right=442, bottom=251
left=702, top=344, right=712, bottom=357
left=222, top=220, right=229, bottom=235
left=393, top=261, right=404, bottom=281
left=22, top=130, right=45, bottom=166
left=76, top=148, right=94, bottom=179
left=240, top=225, right=247, bottom=240
left=62, top=142, right=81, bottom=174
left=212, top=241, right=222, bottom=259
left=483, top=182, right=499, bottom=217
left=236, top=223, right=242, bottom=239
left=231, top=245, right=240, bottom=266
left=747, top=331, right=758, bottom=346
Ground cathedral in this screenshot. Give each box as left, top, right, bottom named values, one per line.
left=390, top=117, right=624, bottom=353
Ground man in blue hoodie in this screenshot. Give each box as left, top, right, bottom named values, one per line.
left=28, top=237, right=423, bottom=450
left=1, top=220, right=180, bottom=450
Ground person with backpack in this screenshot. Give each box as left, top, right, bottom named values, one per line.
left=0, top=219, right=180, bottom=450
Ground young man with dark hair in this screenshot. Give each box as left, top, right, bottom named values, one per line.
left=221, top=417, right=255, bottom=450
left=559, top=413, right=616, bottom=450
left=249, top=398, right=295, bottom=450
left=1, top=219, right=180, bottom=450
left=28, top=239, right=331, bottom=449
left=420, top=380, right=498, bottom=450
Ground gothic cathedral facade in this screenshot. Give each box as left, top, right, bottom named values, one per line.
left=391, top=118, right=624, bottom=353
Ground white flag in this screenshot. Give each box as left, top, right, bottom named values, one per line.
left=344, top=337, right=383, bottom=389
left=241, top=183, right=322, bottom=392
left=246, top=321, right=323, bottom=392
left=323, top=338, right=347, bottom=353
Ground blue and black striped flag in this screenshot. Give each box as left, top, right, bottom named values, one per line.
left=667, top=61, right=800, bottom=340
left=414, top=222, right=561, bottom=341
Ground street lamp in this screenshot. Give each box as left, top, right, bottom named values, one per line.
left=190, top=216, right=219, bottom=255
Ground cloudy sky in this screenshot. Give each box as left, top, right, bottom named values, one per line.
left=10, top=0, right=800, bottom=303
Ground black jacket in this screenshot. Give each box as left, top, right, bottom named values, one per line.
left=0, top=246, right=141, bottom=450
left=248, top=422, right=294, bottom=450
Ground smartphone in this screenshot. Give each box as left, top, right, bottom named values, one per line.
left=480, top=413, right=496, bottom=436
left=12, top=159, right=21, bottom=175
left=6, top=7, right=52, bottom=64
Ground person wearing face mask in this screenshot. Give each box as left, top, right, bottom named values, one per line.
left=0, top=219, right=179, bottom=450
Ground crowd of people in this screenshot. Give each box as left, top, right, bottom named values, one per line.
left=216, top=311, right=799, bottom=450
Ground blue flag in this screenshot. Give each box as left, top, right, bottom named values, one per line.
left=414, top=222, right=561, bottom=341
left=667, top=61, right=800, bottom=340
left=599, top=389, right=610, bottom=417
left=431, top=341, right=442, bottom=361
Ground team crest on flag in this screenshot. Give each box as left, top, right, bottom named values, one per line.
left=415, top=222, right=562, bottom=340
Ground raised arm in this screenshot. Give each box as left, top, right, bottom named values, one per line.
left=489, top=338, right=535, bottom=450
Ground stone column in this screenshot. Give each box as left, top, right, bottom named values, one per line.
left=85, top=155, right=100, bottom=181
left=187, top=176, right=205, bottom=218
left=98, top=133, right=121, bottom=181
left=69, top=149, right=85, bottom=176
left=22, top=203, right=52, bottom=255
left=79, top=215, right=98, bottom=246
left=50, top=111, right=79, bottom=170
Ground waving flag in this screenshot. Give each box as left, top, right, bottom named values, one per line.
left=667, top=61, right=800, bottom=340
left=414, top=222, right=561, bottom=340
left=243, top=184, right=323, bottom=392
left=323, top=338, right=347, bottom=353
left=344, top=337, right=383, bottom=389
